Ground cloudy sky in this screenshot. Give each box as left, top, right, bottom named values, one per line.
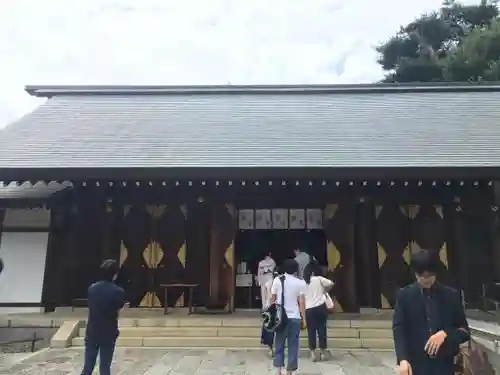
left=0, top=0, right=460, bottom=126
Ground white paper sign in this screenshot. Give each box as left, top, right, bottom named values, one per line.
left=255, top=209, right=271, bottom=229
left=236, top=274, right=253, bottom=287
left=238, top=209, right=254, bottom=230
left=289, top=209, right=306, bottom=229
left=306, top=208, right=323, bottom=229
left=272, top=208, right=288, bottom=229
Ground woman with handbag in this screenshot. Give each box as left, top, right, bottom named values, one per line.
left=261, top=270, right=279, bottom=357
left=304, top=260, right=334, bottom=362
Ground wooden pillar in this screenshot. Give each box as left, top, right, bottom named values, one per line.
left=490, top=208, right=500, bottom=282
left=48, top=204, right=73, bottom=307
left=102, top=201, right=122, bottom=261
left=40, top=206, right=66, bottom=311
left=324, top=201, right=358, bottom=313
left=355, top=199, right=378, bottom=308
left=185, top=200, right=210, bottom=306
left=451, top=200, right=469, bottom=299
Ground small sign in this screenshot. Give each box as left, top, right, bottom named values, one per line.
left=272, top=208, right=288, bottom=229
left=306, top=208, right=323, bottom=229
left=236, top=274, right=253, bottom=287
left=255, top=209, right=271, bottom=229
left=238, top=209, right=254, bottom=230
left=289, top=209, right=305, bottom=229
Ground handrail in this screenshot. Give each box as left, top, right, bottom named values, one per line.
left=481, top=283, right=500, bottom=318
left=461, top=287, right=500, bottom=324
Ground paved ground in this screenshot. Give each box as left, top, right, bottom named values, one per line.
left=0, top=347, right=396, bottom=374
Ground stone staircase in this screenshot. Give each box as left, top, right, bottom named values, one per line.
left=70, top=317, right=394, bottom=350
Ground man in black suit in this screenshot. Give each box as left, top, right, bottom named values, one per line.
left=393, top=249, right=470, bottom=375
left=81, top=259, right=127, bottom=375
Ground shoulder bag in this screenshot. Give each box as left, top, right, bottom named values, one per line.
left=262, top=275, right=288, bottom=332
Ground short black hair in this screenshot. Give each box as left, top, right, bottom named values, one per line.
left=282, top=259, right=299, bottom=275
left=100, top=259, right=119, bottom=281
left=411, top=249, right=439, bottom=275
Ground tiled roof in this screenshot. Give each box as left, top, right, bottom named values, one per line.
left=0, top=181, right=72, bottom=199
left=0, top=84, right=500, bottom=174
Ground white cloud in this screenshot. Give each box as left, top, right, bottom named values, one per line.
left=0, top=0, right=456, bottom=126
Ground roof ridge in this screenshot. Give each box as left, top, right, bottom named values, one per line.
left=25, top=82, right=500, bottom=98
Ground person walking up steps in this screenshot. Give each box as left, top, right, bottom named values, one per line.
left=257, top=251, right=276, bottom=308
left=261, top=270, right=279, bottom=357
left=270, top=259, right=306, bottom=375
left=303, top=260, right=333, bottom=362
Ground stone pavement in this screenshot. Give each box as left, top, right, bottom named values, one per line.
left=0, top=347, right=397, bottom=374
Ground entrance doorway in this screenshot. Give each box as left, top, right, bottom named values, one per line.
left=234, top=229, right=326, bottom=309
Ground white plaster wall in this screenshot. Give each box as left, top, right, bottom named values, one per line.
left=0, top=230, right=49, bottom=314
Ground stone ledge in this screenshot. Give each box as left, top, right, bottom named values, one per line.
left=0, top=316, right=62, bottom=328
left=50, top=320, right=83, bottom=348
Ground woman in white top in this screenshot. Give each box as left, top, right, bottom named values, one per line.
left=304, top=260, right=334, bottom=362
left=257, top=251, right=276, bottom=308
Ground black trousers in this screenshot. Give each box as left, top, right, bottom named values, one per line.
left=305, top=303, right=328, bottom=350
left=81, top=337, right=116, bottom=375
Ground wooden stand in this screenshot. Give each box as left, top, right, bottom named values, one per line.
left=161, top=284, right=199, bottom=315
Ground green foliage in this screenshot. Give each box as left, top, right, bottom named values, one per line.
left=376, top=0, right=500, bottom=82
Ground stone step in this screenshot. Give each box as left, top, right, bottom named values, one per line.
left=115, top=318, right=392, bottom=329
left=72, top=336, right=394, bottom=349
left=79, top=326, right=393, bottom=339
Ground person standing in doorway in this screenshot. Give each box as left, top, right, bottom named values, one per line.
left=293, top=248, right=310, bottom=280
left=393, top=249, right=470, bottom=375
left=81, top=259, right=128, bottom=375
left=257, top=251, right=276, bottom=308
left=271, top=259, right=306, bottom=375
left=304, top=260, right=333, bottom=362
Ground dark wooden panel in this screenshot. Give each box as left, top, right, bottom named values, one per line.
left=324, top=202, right=357, bottom=312
left=462, top=194, right=495, bottom=305
left=375, top=203, right=411, bottom=308
left=154, top=205, right=187, bottom=307
left=119, top=205, right=152, bottom=307
left=62, top=200, right=107, bottom=304
left=408, top=204, right=450, bottom=285
left=208, top=203, right=236, bottom=310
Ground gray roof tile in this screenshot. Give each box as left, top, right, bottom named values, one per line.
left=0, top=181, right=72, bottom=199
left=0, top=89, right=499, bottom=169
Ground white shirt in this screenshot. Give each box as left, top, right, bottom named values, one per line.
left=262, top=278, right=274, bottom=309
left=257, top=257, right=276, bottom=286
left=305, top=276, right=334, bottom=309
left=271, top=273, right=307, bottom=319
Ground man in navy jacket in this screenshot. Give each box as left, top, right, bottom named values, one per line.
left=393, top=249, right=470, bottom=375
left=81, top=259, right=127, bottom=375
